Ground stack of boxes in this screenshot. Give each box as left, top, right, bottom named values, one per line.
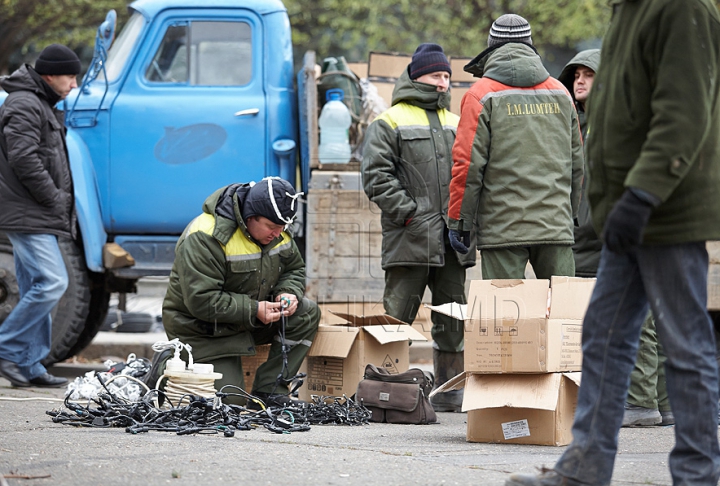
left=431, top=276, right=595, bottom=446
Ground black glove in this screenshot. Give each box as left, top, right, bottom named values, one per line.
left=602, top=189, right=654, bottom=254
left=449, top=229, right=470, bottom=254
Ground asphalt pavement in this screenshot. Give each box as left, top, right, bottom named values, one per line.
left=0, top=357, right=693, bottom=486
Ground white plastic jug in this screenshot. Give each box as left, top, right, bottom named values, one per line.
left=318, top=88, right=352, bottom=164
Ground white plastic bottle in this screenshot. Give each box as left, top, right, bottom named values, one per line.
left=318, top=88, right=352, bottom=164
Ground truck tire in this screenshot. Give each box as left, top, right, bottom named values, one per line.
left=42, top=237, right=93, bottom=365
left=0, top=240, right=19, bottom=323
left=0, top=233, right=104, bottom=366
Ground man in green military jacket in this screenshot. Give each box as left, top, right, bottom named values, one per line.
left=558, top=48, right=601, bottom=277
left=162, top=177, right=320, bottom=408
left=362, top=43, right=476, bottom=413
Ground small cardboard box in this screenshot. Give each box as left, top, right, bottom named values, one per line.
left=433, top=371, right=581, bottom=446
left=298, top=312, right=428, bottom=401
left=242, top=344, right=271, bottom=390
left=318, top=302, right=433, bottom=340
left=428, top=276, right=595, bottom=373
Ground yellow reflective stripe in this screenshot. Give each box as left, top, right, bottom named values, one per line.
left=268, top=235, right=292, bottom=256
left=185, top=213, right=292, bottom=259
left=224, top=229, right=261, bottom=259
left=438, top=109, right=459, bottom=128
left=227, top=231, right=290, bottom=259
left=376, top=103, right=458, bottom=129
left=185, top=213, right=216, bottom=238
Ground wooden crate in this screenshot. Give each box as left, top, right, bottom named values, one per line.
left=305, top=188, right=385, bottom=303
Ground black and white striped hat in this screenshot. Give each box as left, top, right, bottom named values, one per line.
left=241, top=177, right=303, bottom=226
left=488, top=14, right=532, bottom=48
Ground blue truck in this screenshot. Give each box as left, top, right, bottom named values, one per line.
left=0, top=0, right=333, bottom=363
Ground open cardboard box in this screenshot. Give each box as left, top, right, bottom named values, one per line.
left=427, top=276, right=595, bottom=373
left=432, top=371, right=581, bottom=446
left=298, top=311, right=428, bottom=401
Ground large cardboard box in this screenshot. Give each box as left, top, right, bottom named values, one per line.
left=429, top=276, right=595, bottom=373
left=298, top=312, right=427, bottom=401
left=433, top=371, right=581, bottom=446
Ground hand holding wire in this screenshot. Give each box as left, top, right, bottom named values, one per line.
left=256, top=301, right=284, bottom=324
left=275, top=293, right=298, bottom=316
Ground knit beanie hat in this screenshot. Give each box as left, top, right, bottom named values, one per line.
left=409, top=43, right=452, bottom=80
left=35, top=44, right=81, bottom=75
left=241, top=177, right=304, bottom=226
left=487, top=14, right=533, bottom=47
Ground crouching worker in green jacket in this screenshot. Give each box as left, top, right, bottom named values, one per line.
left=162, top=177, right=320, bottom=408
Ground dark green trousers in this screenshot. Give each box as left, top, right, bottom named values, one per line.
left=205, top=297, right=320, bottom=405
left=383, top=250, right=467, bottom=353
left=627, top=312, right=670, bottom=412
left=481, top=245, right=575, bottom=279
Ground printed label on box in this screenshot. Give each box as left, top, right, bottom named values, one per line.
left=501, top=419, right=531, bottom=440
left=306, top=356, right=344, bottom=388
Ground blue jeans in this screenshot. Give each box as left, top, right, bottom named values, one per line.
left=0, top=233, right=68, bottom=379
left=555, top=243, right=720, bottom=485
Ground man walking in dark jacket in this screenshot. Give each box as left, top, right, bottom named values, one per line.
left=0, top=44, right=81, bottom=388
left=506, top=0, right=720, bottom=484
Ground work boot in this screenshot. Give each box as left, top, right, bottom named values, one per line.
left=660, top=410, right=675, bottom=426
left=0, top=358, right=30, bottom=387
left=28, top=373, right=68, bottom=388
left=505, top=467, right=578, bottom=486
left=429, top=349, right=463, bottom=412
left=622, top=403, right=661, bottom=427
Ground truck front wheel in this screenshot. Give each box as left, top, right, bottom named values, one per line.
left=0, top=233, right=110, bottom=366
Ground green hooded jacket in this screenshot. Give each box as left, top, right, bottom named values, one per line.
left=587, top=0, right=720, bottom=244
left=448, top=43, right=584, bottom=249
left=559, top=49, right=602, bottom=276
left=361, top=67, right=476, bottom=269
left=162, top=184, right=307, bottom=361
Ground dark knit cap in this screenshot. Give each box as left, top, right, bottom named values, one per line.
left=409, top=43, right=452, bottom=80
left=241, top=177, right=303, bottom=226
left=35, top=44, right=81, bottom=75
left=488, top=14, right=532, bottom=47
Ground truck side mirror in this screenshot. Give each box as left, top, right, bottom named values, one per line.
left=98, top=10, right=117, bottom=52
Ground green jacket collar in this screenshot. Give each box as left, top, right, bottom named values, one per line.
left=467, top=43, right=549, bottom=87
left=391, top=67, right=450, bottom=111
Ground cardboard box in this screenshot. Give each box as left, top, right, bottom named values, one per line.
left=433, top=371, right=581, bottom=446
left=450, top=58, right=475, bottom=83
left=241, top=344, right=271, bottom=390
left=346, top=62, right=368, bottom=79
left=298, top=312, right=428, bottom=401
left=429, top=276, right=595, bottom=373
left=318, top=302, right=433, bottom=340
left=368, top=51, right=411, bottom=78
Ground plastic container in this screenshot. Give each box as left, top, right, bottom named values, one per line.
left=318, top=88, right=352, bottom=164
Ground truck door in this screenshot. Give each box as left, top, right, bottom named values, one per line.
left=109, top=11, right=267, bottom=234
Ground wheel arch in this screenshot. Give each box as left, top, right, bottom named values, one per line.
left=67, top=129, right=107, bottom=273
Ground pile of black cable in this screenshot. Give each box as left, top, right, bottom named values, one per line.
left=47, top=377, right=370, bottom=436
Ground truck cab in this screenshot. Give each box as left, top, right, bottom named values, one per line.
left=0, top=0, right=303, bottom=363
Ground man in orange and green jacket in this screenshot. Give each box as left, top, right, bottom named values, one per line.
left=447, top=14, right=583, bottom=280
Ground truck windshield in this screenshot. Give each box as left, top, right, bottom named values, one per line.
left=98, top=12, right=145, bottom=83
